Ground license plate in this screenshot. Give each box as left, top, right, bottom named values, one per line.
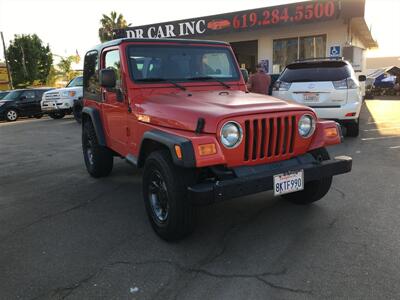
left=273, top=170, right=304, bottom=196
left=303, top=93, right=319, bottom=102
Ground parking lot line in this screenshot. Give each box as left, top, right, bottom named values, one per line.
left=364, top=127, right=400, bottom=132
left=361, top=136, right=400, bottom=141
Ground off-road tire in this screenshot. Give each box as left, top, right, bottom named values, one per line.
left=282, top=148, right=332, bottom=205
left=143, top=150, right=196, bottom=241
left=6, top=109, right=18, bottom=122
left=82, top=120, right=113, bottom=178
left=346, top=119, right=359, bottom=137
left=49, top=112, right=65, bottom=119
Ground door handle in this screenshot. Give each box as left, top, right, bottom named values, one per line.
left=102, top=90, right=107, bottom=101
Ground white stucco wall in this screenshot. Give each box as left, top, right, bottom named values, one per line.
left=199, top=18, right=368, bottom=73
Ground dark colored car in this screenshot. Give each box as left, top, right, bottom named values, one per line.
left=0, top=88, right=53, bottom=122
left=0, top=91, right=9, bottom=100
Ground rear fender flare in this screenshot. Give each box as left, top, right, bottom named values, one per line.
left=82, top=107, right=106, bottom=146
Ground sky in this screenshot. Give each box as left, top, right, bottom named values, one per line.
left=0, top=0, right=399, bottom=65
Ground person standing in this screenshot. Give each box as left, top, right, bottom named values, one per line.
left=247, top=63, right=271, bottom=95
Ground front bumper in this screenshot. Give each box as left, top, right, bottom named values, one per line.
left=188, top=153, right=352, bottom=205
left=41, top=98, right=75, bottom=112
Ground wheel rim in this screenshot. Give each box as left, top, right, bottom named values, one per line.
left=148, top=170, right=169, bottom=223
left=86, top=148, right=94, bottom=165
left=84, top=135, right=94, bottom=165
left=7, top=110, right=17, bottom=121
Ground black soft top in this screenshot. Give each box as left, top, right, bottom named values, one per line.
left=89, top=38, right=230, bottom=53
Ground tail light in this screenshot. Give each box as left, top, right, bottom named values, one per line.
left=333, top=78, right=359, bottom=90
left=273, top=81, right=291, bottom=91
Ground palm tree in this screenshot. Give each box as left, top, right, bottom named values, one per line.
left=99, top=11, right=131, bottom=42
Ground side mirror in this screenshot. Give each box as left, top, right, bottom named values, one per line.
left=240, top=68, right=249, bottom=83
left=19, top=95, right=27, bottom=100
left=358, top=75, right=366, bottom=82
left=99, top=68, right=116, bottom=88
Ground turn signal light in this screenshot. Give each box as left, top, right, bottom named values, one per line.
left=137, top=114, right=151, bottom=123
left=198, top=143, right=217, bottom=156
left=174, top=145, right=183, bottom=160
left=324, top=127, right=338, bottom=138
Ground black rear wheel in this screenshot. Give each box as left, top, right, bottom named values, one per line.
left=73, top=100, right=82, bottom=124
left=282, top=148, right=333, bottom=205
left=143, top=150, right=196, bottom=241
left=49, top=112, right=65, bottom=119
left=82, top=120, right=113, bottom=178
left=345, top=118, right=360, bottom=137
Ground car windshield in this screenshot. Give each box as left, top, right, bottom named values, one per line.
left=2, top=90, right=23, bottom=100
left=0, top=92, right=9, bottom=100
left=127, top=45, right=240, bottom=83
left=66, top=76, right=83, bottom=87
left=280, top=62, right=352, bottom=82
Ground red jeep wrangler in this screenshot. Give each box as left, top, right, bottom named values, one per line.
left=81, top=38, right=352, bottom=241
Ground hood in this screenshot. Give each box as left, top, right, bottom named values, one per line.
left=44, top=86, right=83, bottom=94
left=136, top=90, right=313, bottom=133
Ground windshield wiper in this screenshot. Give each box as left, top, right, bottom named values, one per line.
left=136, top=78, right=186, bottom=91
left=188, top=76, right=231, bottom=89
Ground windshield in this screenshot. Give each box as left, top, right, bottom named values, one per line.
left=2, top=90, right=23, bottom=100
left=66, top=76, right=83, bottom=87
left=127, top=45, right=240, bottom=83
left=280, top=62, right=352, bottom=82
left=0, top=92, right=9, bottom=100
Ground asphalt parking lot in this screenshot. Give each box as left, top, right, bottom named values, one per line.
left=1, top=99, right=400, bottom=300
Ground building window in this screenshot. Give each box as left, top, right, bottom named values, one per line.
left=273, top=35, right=326, bottom=73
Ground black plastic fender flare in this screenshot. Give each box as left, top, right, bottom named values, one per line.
left=82, top=107, right=107, bottom=146
left=137, top=130, right=196, bottom=168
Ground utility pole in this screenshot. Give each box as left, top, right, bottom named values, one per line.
left=1, top=31, right=13, bottom=89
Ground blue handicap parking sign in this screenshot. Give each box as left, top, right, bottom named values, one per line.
left=330, top=46, right=341, bottom=57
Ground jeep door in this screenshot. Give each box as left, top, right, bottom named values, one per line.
left=101, top=48, right=128, bottom=154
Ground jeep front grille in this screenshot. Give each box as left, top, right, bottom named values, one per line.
left=244, top=115, right=297, bottom=161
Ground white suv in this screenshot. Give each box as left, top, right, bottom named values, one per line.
left=41, top=76, right=83, bottom=119
left=272, top=59, right=366, bottom=137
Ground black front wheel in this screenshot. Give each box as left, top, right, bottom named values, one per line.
left=282, top=148, right=333, bottom=205
left=49, top=112, right=65, bottom=119
left=82, top=120, right=113, bottom=178
left=143, top=150, right=196, bottom=241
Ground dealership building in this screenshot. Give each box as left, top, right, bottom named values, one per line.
left=115, top=0, right=377, bottom=74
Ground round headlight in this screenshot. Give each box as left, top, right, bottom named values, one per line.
left=220, top=121, right=243, bottom=148
left=298, top=114, right=315, bottom=138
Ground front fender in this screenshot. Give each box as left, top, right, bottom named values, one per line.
left=309, top=120, right=343, bottom=151
left=138, top=130, right=196, bottom=168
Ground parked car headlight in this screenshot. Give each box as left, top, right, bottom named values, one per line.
left=61, top=91, right=76, bottom=97
left=298, top=114, right=315, bottom=138
left=220, top=121, right=243, bottom=149
left=0, top=102, right=5, bottom=107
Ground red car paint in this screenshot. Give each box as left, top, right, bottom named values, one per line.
left=84, top=40, right=341, bottom=168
